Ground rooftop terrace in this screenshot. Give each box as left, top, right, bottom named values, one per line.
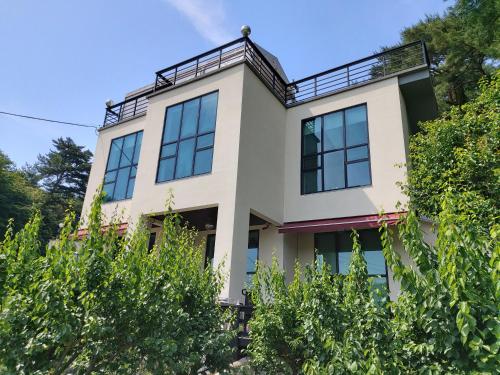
left=102, top=37, right=429, bottom=128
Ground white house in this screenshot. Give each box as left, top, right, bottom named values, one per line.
left=81, top=30, right=437, bottom=303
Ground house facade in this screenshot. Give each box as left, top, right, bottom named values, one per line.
left=81, top=34, right=437, bottom=303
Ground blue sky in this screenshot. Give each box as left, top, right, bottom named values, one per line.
left=0, top=0, right=450, bottom=167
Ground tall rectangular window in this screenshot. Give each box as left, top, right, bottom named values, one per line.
left=246, top=230, right=259, bottom=285
left=301, top=104, right=371, bottom=194
left=157, top=91, right=218, bottom=183
left=103, top=131, right=143, bottom=202
left=315, top=229, right=388, bottom=292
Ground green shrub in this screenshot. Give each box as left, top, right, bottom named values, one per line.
left=0, top=191, right=234, bottom=374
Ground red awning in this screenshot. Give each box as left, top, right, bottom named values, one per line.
left=76, top=222, right=128, bottom=239
left=278, top=212, right=403, bottom=234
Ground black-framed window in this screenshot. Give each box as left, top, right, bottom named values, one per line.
left=301, top=104, right=371, bottom=194
left=204, top=234, right=216, bottom=268
left=157, top=91, right=218, bottom=183
left=246, top=230, right=259, bottom=285
left=103, top=131, right=143, bottom=202
left=315, top=229, right=388, bottom=291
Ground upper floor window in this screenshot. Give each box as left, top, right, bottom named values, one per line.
left=103, top=131, right=143, bottom=202
left=315, top=229, right=388, bottom=292
left=301, top=104, right=371, bottom=194
left=157, top=91, right=218, bottom=183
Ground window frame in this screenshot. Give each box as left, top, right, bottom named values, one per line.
left=300, top=103, right=372, bottom=195
left=246, top=230, right=260, bottom=285
left=156, top=90, right=219, bottom=184
left=103, top=130, right=143, bottom=202
left=314, top=230, right=389, bottom=290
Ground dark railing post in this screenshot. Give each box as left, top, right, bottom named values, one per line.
left=382, top=55, right=386, bottom=76
left=218, top=48, right=222, bottom=68
left=173, top=68, right=178, bottom=85
left=133, top=99, right=137, bottom=117
left=194, top=58, right=199, bottom=78
left=314, top=76, right=317, bottom=96
left=347, top=66, right=350, bottom=86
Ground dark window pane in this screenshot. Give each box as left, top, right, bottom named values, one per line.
left=303, top=155, right=321, bottom=170
left=337, top=232, right=353, bottom=252
left=180, top=98, right=200, bottom=139
left=163, top=104, right=182, bottom=143
left=365, top=251, right=386, bottom=275
left=347, top=146, right=368, bottom=161
left=197, top=133, right=214, bottom=149
left=324, top=151, right=345, bottom=190
left=323, top=112, right=344, bottom=151
left=114, top=167, right=130, bottom=200
left=346, top=106, right=368, bottom=147
left=130, top=166, right=137, bottom=178
left=205, top=234, right=216, bottom=267
left=126, top=177, right=135, bottom=199
left=347, top=161, right=371, bottom=187
left=103, top=183, right=115, bottom=201
left=303, top=169, right=321, bottom=194
left=302, top=118, right=321, bottom=155
left=316, top=233, right=337, bottom=273
left=119, top=133, right=136, bottom=167
left=107, top=138, right=123, bottom=170
left=199, top=92, right=218, bottom=133
left=161, top=143, right=177, bottom=158
left=194, top=148, right=213, bottom=175
left=359, top=229, right=381, bottom=251
left=175, top=138, right=196, bottom=178
left=132, top=131, right=143, bottom=164
left=157, top=158, right=175, bottom=182
left=104, top=170, right=117, bottom=183
left=148, top=232, right=157, bottom=251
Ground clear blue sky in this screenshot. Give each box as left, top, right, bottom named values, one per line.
left=0, top=0, right=450, bottom=167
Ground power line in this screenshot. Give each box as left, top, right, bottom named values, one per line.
left=0, top=110, right=98, bottom=129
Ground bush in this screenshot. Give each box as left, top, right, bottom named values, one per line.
left=0, top=191, right=234, bottom=374
left=248, top=193, right=499, bottom=374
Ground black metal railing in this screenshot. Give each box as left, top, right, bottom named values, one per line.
left=285, top=41, right=428, bottom=105
left=102, top=39, right=428, bottom=127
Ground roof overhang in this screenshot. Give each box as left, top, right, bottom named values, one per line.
left=278, top=212, right=404, bottom=234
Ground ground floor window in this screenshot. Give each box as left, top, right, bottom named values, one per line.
left=204, top=234, right=216, bottom=268
left=315, top=229, right=388, bottom=291
left=246, top=230, right=259, bottom=285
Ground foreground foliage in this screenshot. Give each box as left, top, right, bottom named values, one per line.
left=248, top=193, right=499, bottom=374
left=0, top=192, right=234, bottom=374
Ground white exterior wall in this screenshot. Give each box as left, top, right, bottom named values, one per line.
left=82, top=64, right=418, bottom=301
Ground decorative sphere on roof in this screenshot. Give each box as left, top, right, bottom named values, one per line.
left=241, top=25, right=251, bottom=37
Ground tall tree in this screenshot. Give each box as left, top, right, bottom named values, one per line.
left=34, top=137, right=92, bottom=242
left=389, top=0, right=499, bottom=111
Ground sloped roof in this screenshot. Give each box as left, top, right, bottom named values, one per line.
left=254, top=43, right=289, bottom=83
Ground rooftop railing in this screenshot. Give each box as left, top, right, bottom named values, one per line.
left=102, top=39, right=428, bottom=127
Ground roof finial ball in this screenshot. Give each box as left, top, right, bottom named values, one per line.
left=241, top=25, right=251, bottom=37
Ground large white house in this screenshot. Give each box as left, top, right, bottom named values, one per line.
left=81, top=31, right=437, bottom=303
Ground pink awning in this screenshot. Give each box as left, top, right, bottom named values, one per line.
left=278, top=212, right=403, bottom=234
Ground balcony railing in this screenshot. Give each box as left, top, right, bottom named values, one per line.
left=102, top=39, right=428, bottom=127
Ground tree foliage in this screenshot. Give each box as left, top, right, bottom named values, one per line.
left=248, top=193, right=499, bottom=373
left=0, top=151, right=42, bottom=236
left=406, top=71, right=499, bottom=229
left=0, top=192, right=234, bottom=374
left=389, top=0, right=499, bottom=110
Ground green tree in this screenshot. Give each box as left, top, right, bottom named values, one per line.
left=0, top=151, right=42, bottom=235
left=34, top=137, right=93, bottom=242
left=406, top=71, right=499, bottom=230
left=387, top=0, right=499, bottom=110
left=0, top=192, right=234, bottom=374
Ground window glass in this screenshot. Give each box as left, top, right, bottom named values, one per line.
left=157, top=158, right=175, bottom=182
left=205, top=234, right=216, bottom=268
left=180, top=98, right=200, bottom=138
left=175, top=138, right=196, bottom=179
left=347, top=161, right=371, bottom=187
left=324, top=151, right=345, bottom=190
left=303, top=170, right=322, bottom=194
left=347, top=146, right=368, bottom=161
left=302, top=118, right=321, bottom=155
left=157, top=92, right=218, bottom=183
left=301, top=105, right=370, bottom=194
left=163, top=104, right=182, bottom=143
left=103, top=131, right=143, bottom=202
left=246, top=230, right=259, bottom=285
left=194, top=148, right=213, bottom=175
left=345, top=106, right=368, bottom=147
left=199, top=92, right=218, bottom=133
left=323, top=112, right=344, bottom=151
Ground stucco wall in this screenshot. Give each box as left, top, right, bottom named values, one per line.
left=283, top=77, right=409, bottom=222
